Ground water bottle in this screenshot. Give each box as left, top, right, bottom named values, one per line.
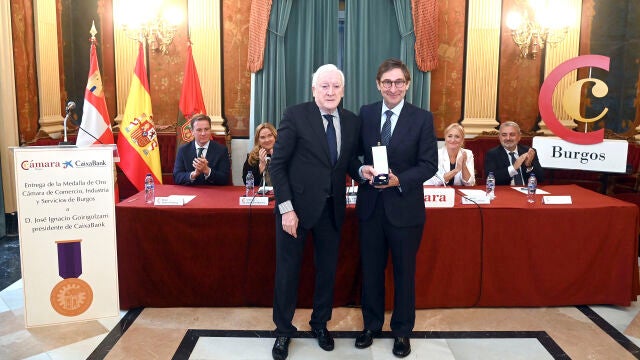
left=144, top=173, right=155, bottom=204
left=486, top=172, right=496, bottom=199
left=245, top=170, right=255, bottom=197
left=527, top=173, right=537, bottom=203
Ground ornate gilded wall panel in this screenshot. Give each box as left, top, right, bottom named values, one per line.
left=222, top=0, right=251, bottom=138
left=430, top=0, right=465, bottom=138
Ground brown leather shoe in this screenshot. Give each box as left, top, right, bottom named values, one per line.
left=272, top=336, right=290, bottom=360
left=392, top=336, right=411, bottom=358
left=311, top=328, right=334, bottom=351
left=355, top=329, right=380, bottom=349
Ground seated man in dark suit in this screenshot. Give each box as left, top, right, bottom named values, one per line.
left=173, top=114, right=230, bottom=185
left=484, top=121, right=544, bottom=185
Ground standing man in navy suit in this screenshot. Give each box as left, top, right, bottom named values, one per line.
left=269, top=64, right=361, bottom=360
left=173, top=114, right=230, bottom=185
left=484, top=121, right=544, bottom=186
left=350, top=58, right=437, bottom=358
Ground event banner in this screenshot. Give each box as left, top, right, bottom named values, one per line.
left=12, top=146, right=119, bottom=327
left=532, top=136, right=628, bottom=173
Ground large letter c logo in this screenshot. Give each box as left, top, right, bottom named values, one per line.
left=538, top=55, right=609, bottom=145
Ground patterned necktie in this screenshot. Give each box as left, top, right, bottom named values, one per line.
left=509, top=151, right=524, bottom=185
left=197, top=147, right=204, bottom=158
left=323, top=114, right=338, bottom=166
left=381, top=110, right=393, bottom=146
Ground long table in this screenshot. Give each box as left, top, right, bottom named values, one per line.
left=115, top=185, right=640, bottom=309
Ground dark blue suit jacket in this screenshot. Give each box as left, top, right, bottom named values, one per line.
left=350, top=101, right=438, bottom=227
left=173, top=140, right=231, bottom=185
left=270, top=101, right=361, bottom=229
left=484, top=144, right=544, bottom=185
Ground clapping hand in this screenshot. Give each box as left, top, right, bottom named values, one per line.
left=524, top=148, right=536, bottom=168
left=455, top=151, right=467, bottom=170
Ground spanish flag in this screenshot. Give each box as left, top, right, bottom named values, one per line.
left=176, top=43, right=207, bottom=145
left=116, top=42, right=162, bottom=191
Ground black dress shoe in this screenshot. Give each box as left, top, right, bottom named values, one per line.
left=392, top=336, right=411, bottom=358
left=272, top=336, right=290, bottom=360
left=311, top=328, right=334, bottom=351
left=355, top=329, right=380, bottom=349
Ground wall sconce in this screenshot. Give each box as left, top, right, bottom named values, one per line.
left=118, top=0, right=183, bottom=54
left=506, top=1, right=570, bottom=59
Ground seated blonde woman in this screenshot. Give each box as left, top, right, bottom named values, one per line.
left=425, top=123, right=475, bottom=186
left=243, top=123, right=277, bottom=186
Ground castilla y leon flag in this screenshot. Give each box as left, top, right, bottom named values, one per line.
left=77, top=39, right=114, bottom=146
left=177, top=43, right=207, bottom=144
left=116, top=42, right=162, bottom=191
left=78, top=30, right=119, bottom=202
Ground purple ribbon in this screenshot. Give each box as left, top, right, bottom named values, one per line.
left=56, top=240, right=82, bottom=278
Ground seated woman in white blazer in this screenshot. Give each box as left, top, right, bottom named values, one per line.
left=425, top=123, right=475, bottom=186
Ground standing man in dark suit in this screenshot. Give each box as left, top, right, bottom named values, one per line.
left=269, top=64, right=361, bottom=360
left=350, top=58, right=437, bottom=358
left=173, top=114, right=230, bottom=185
left=484, top=121, right=544, bottom=186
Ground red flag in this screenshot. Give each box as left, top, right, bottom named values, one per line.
left=177, top=44, right=207, bottom=144
left=116, top=42, right=162, bottom=191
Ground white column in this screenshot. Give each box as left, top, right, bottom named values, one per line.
left=0, top=0, right=19, bottom=212
left=539, top=0, right=582, bottom=135
left=189, top=0, right=225, bottom=134
left=460, top=0, right=502, bottom=136
left=112, top=0, right=139, bottom=126
left=33, top=0, right=64, bottom=137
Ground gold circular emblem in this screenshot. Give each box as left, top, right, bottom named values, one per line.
left=50, top=278, right=93, bottom=316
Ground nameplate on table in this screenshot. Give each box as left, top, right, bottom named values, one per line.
left=543, top=196, right=572, bottom=204
left=154, top=197, right=184, bottom=206
left=239, top=196, right=270, bottom=206
left=459, top=189, right=491, bottom=204
left=423, top=187, right=455, bottom=208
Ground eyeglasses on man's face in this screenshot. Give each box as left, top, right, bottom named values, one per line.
left=379, top=79, right=407, bottom=89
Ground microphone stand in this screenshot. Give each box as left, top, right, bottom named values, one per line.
left=59, top=110, right=74, bottom=146
left=260, top=159, right=271, bottom=195
left=434, top=172, right=447, bottom=187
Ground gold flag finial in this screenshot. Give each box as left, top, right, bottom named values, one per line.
left=90, top=20, right=97, bottom=41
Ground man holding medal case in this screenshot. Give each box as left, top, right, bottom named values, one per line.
left=351, top=58, right=438, bottom=358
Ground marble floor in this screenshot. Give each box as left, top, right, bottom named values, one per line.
left=2, top=233, right=640, bottom=359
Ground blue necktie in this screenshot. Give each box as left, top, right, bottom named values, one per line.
left=509, top=151, right=524, bottom=185
left=323, top=114, right=337, bottom=166
left=381, top=110, right=393, bottom=146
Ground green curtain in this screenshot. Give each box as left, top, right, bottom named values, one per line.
left=253, top=0, right=292, bottom=126
left=285, top=1, right=338, bottom=108
left=343, top=0, right=400, bottom=113
left=394, top=0, right=431, bottom=110
left=253, top=0, right=338, bottom=128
